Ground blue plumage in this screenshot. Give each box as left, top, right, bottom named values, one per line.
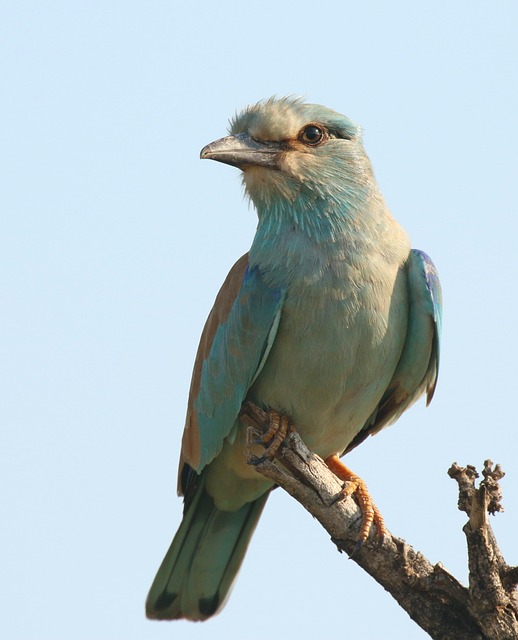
left=194, top=265, right=285, bottom=470
left=146, top=98, right=442, bottom=621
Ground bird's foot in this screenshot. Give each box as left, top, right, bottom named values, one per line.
left=240, top=401, right=295, bottom=463
left=325, top=454, right=387, bottom=546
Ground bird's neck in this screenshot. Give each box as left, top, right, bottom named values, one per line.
left=248, top=185, right=405, bottom=287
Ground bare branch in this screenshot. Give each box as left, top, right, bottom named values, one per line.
left=449, top=462, right=518, bottom=638
left=241, top=402, right=518, bottom=640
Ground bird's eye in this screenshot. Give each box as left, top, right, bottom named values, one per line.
left=299, top=124, right=326, bottom=146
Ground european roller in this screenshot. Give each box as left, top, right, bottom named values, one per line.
left=146, top=97, right=442, bottom=621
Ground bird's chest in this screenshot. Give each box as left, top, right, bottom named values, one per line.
left=249, top=260, right=408, bottom=456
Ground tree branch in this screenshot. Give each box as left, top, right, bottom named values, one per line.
left=241, top=402, right=518, bottom=640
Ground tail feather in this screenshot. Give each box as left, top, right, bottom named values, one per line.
left=146, top=479, right=269, bottom=621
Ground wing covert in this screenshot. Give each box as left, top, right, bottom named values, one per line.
left=179, top=254, right=285, bottom=483
left=345, top=249, right=442, bottom=453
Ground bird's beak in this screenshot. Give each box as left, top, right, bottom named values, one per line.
left=200, top=133, right=281, bottom=169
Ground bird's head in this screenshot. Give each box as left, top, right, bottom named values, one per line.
left=200, top=97, right=376, bottom=213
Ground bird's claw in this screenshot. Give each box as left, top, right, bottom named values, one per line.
left=258, top=411, right=294, bottom=459
left=351, top=539, right=365, bottom=556
left=241, top=401, right=295, bottom=461
left=325, top=454, right=387, bottom=545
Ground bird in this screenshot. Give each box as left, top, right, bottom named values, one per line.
left=146, top=97, right=442, bottom=622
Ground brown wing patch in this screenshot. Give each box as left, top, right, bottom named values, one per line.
left=177, top=254, right=249, bottom=494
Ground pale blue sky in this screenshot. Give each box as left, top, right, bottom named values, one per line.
left=2, top=2, right=517, bottom=639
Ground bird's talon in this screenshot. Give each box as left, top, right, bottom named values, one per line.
left=330, top=480, right=358, bottom=506
left=247, top=453, right=261, bottom=465
left=351, top=539, right=364, bottom=556
left=325, top=454, right=386, bottom=544
left=250, top=454, right=268, bottom=466
left=245, top=405, right=295, bottom=461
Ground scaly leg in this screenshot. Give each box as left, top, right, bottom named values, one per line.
left=325, top=454, right=387, bottom=544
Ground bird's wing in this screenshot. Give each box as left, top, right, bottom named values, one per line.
left=178, top=253, right=285, bottom=491
left=345, top=249, right=442, bottom=454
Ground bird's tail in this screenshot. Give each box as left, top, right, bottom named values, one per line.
left=146, top=477, right=269, bottom=621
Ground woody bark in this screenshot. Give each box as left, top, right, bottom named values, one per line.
left=241, top=401, right=518, bottom=640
